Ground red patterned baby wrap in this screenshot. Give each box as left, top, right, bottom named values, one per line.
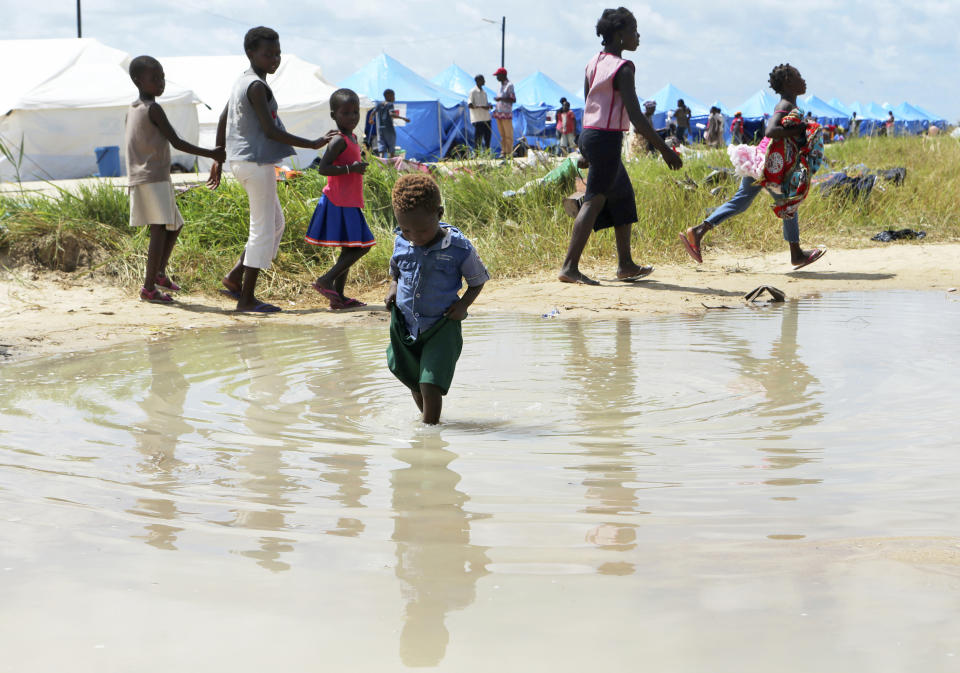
left=759, top=109, right=824, bottom=219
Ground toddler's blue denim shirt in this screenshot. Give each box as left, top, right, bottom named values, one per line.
left=390, top=224, right=489, bottom=337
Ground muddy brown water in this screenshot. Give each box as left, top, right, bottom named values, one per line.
left=1, top=291, right=959, bottom=672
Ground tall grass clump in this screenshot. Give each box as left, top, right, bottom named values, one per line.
left=1, top=135, right=958, bottom=295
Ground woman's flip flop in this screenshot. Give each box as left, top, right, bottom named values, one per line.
left=678, top=230, right=703, bottom=263
left=792, top=247, right=827, bottom=270
left=236, top=302, right=282, bottom=313
left=340, top=297, right=367, bottom=308
left=617, top=266, right=654, bottom=281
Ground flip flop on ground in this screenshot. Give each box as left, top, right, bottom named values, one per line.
left=792, top=247, right=827, bottom=270
left=558, top=271, right=600, bottom=286
left=156, top=274, right=181, bottom=291
left=617, top=265, right=654, bottom=281
left=140, top=287, right=173, bottom=303
left=678, top=229, right=703, bottom=263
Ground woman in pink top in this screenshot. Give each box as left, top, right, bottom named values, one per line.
left=559, top=7, right=682, bottom=286
left=305, top=89, right=375, bottom=309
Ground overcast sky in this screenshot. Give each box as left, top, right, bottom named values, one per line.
left=2, top=0, right=957, bottom=119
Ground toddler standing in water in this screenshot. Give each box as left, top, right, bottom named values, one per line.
left=208, top=26, right=335, bottom=313
left=125, top=56, right=225, bottom=302
left=305, top=89, right=374, bottom=309
left=679, top=64, right=826, bottom=269
left=385, top=174, right=489, bottom=425
left=559, top=7, right=682, bottom=286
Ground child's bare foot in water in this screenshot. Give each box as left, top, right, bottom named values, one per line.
left=558, top=267, right=600, bottom=285
left=790, top=244, right=826, bottom=270
left=616, top=263, right=654, bottom=280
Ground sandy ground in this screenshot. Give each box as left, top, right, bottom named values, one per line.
left=1, top=242, right=958, bottom=362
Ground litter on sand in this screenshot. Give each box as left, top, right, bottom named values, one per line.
left=871, top=229, right=926, bottom=242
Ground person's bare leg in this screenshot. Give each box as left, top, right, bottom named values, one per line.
left=411, top=388, right=424, bottom=412
left=143, top=224, right=166, bottom=291
left=315, top=247, right=368, bottom=295
left=318, top=247, right=369, bottom=297
left=613, top=223, right=653, bottom=279
left=559, top=195, right=607, bottom=285
left=236, top=265, right=262, bottom=310
left=419, top=383, right=443, bottom=425
left=224, top=252, right=245, bottom=294
left=157, top=228, right=180, bottom=280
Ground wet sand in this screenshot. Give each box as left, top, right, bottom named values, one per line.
left=1, top=242, right=958, bottom=362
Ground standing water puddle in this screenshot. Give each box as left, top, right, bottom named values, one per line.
left=1, top=290, right=959, bottom=672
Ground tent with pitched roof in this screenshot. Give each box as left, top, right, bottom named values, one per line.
left=1, top=38, right=200, bottom=181
left=911, top=104, right=947, bottom=129
left=733, top=89, right=780, bottom=142
left=340, top=53, right=467, bottom=161
left=162, top=54, right=371, bottom=170
left=431, top=64, right=496, bottom=99
left=888, top=102, right=932, bottom=134
left=645, top=84, right=714, bottom=141
left=511, top=71, right=584, bottom=150
left=800, top=95, right=849, bottom=126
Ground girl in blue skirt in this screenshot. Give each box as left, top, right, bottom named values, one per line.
left=305, top=88, right=374, bottom=309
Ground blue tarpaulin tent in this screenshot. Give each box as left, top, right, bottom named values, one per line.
left=511, top=71, right=584, bottom=151
left=646, top=83, right=712, bottom=141
left=737, top=89, right=778, bottom=119
left=890, top=102, right=930, bottom=133
left=911, top=104, right=947, bottom=128
left=735, top=89, right=779, bottom=141
left=845, top=101, right=880, bottom=136
left=828, top=98, right=852, bottom=116
left=800, top=95, right=849, bottom=125
left=431, top=64, right=496, bottom=99
left=340, top=53, right=468, bottom=161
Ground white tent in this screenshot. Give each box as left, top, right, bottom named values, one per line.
left=161, top=54, right=372, bottom=170
left=1, top=38, right=201, bottom=182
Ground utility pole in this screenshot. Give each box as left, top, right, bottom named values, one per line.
left=482, top=16, right=506, bottom=67
left=500, top=16, right=505, bottom=68
left=76, top=0, right=82, bottom=38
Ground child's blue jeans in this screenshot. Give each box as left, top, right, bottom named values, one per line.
left=704, top=177, right=800, bottom=243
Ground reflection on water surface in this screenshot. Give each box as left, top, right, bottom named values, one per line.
left=2, top=291, right=959, bottom=672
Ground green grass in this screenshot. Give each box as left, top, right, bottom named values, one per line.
left=2, top=135, right=958, bottom=297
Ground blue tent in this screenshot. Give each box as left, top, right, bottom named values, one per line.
left=891, top=102, right=929, bottom=134
left=511, top=71, right=584, bottom=151
left=735, top=89, right=779, bottom=141
left=800, top=95, right=848, bottom=125
left=340, top=53, right=468, bottom=161
left=737, top=89, right=778, bottom=119
left=865, top=102, right=889, bottom=120
left=828, top=98, right=853, bottom=117
left=711, top=100, right=734, bottom=116
left=431, top=64, right=496, bottom=99
left=646, top=83, right=713, bottom=141
left=514, top=71, right=584, bottom=109
left=846, top=101, right=881, bottom=136
left=912, top=104, right=947, bottom=128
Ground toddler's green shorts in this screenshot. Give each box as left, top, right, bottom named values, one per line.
left=386, top=306, right=463, bottom=395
